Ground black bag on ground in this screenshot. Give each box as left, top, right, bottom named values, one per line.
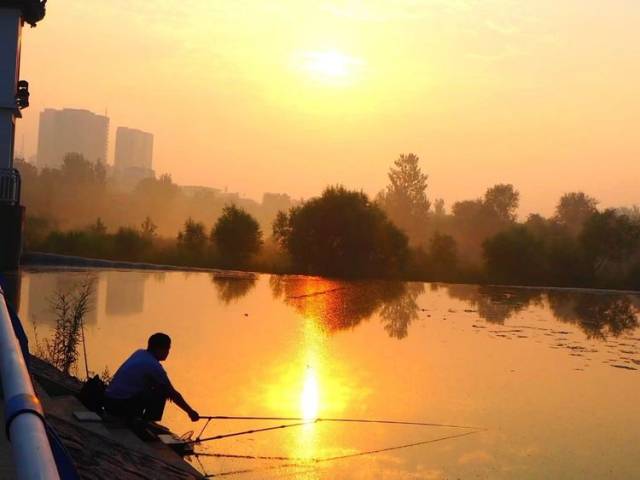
left=77, top=375, right=106, bottom=414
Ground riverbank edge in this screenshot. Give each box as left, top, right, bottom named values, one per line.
left=22, top=251, right=253, bottom=276
left=20, top=251, right=640, bottom=295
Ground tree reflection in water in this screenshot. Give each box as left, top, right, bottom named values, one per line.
left=224, top=274, right=639, bottom=341
left=441, top=283, right=639, bottom=340
left=548, top=292, right=639, bottom=340
left=380, top=283, right=426, bottom=339
left=443, top=284, right=542, bottom=324
left=269, top=276, right=424, bottom=338
left=211, top=274, right=258, bottom=304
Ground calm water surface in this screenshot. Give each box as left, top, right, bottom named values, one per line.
left=15, top=268, right=640, bottom=479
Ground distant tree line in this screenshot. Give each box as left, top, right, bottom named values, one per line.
left=16, top=153, right=640, bottom=290
left=15, top=153, right=294, bottom=241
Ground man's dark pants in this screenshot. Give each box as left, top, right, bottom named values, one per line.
left=104, top=387, right=167, bottom=421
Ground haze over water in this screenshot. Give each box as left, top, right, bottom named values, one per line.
left=17, top=268, right=640, bottom=479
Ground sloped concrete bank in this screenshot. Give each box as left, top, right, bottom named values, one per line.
left=22, top=356, right=203, bottom=479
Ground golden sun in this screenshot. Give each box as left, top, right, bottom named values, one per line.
left=301, top=50, right=363, bottom=82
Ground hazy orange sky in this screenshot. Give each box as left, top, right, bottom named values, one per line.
left=15, top=0, right=640, bottom=216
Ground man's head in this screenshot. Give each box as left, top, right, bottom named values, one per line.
left=147, top=332, right=171, bottom=361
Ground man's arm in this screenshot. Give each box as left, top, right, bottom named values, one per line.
left=150, top=365, right=199, bottom=422
left=167, top=385, right=199, bottom=421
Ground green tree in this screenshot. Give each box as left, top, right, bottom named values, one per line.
left=451, top=198, right=493, bottom=261
left=617, top=205, right=640, bottom=223
left=483, top=226, right=546, bottom=284
left=524, top=213, right=592, bottom=287
left=60, top=153, right=106, bottom=186
left=554, top=192, right=598, bottom=234
left=114, top=227, right=150, bottom=260
left=24, top=215, right=56, bottom=250
left=87, top=218, right=107, bottom=235
left=428, top=233, right=458, bottom=279
left=211, top=205, right=262, bottom=266
left=580, top=209, right=640, bottom=272
left=451, top=199, right=485, bottom=221
left=484, top=184, right=520, bottom=223
left=140, top=216, right=158, bottom=240
left=377, top=153, right=430, bottom=243
left=177, top=218, right=207, bottom=252
left=272, top=210, right=291, bottom=247
left=524, top=213, right=548, bottom=236
left=276, top=186, right=409, bottom=277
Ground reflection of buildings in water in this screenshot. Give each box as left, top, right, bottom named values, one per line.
left=270, top=275, right=424, bottom=338
left=106, top=272, right=148, bottom=316
left=28, top=273, right=98, bottom=325
left=211, top=274, right=257, bottom=304
left=152, top=271, right=166, bottom=283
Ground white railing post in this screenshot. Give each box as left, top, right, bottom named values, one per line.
left=0, top=287, right=60, bottom=480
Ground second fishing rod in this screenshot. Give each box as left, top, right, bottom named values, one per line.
left=195, top=414, right=480, bottom=430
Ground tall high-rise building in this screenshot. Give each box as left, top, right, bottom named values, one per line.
left=36, top=108, right=109, bottom=168
left=114, top=127, right=154, bottom=188
left=114, top=127, right=153, bottom=170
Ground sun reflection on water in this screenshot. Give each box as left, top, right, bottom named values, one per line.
left=293, top=318, right=325, bottom=466
left=301, top=366, right=319, bottom=421
left=259, top=279, right=360, bottom=467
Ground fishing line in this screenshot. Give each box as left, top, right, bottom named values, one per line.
left=203, top=429, right=484, bottom=478
left=193, top=452, right=209, bottom=479
left=188, top=414, right=485, bottom=477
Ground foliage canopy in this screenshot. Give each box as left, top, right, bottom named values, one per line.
left=212, top=205, right=262, bottom=266
left=275, top=186, right=409, bottom=277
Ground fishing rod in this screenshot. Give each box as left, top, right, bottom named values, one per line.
left=188, top=414, right=482, bottom=447
left=204, top=429, right=484, bottom=478
left=188, top=416, right=487, bottom=478
left=188, top=420, right=316, bottom=445
left=196, top=415, right=480, bottom=430
left=193, top=452, right=304, bottom=461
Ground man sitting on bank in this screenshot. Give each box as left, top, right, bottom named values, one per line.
left=104, top=333, right=199, bottom=423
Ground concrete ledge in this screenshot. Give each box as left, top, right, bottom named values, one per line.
left=22, top=251, right=256, bottom=278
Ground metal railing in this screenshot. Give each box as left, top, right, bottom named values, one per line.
left=0, top=168, right=21, bottom=205
left=0, top=286, right=60, bottom=480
